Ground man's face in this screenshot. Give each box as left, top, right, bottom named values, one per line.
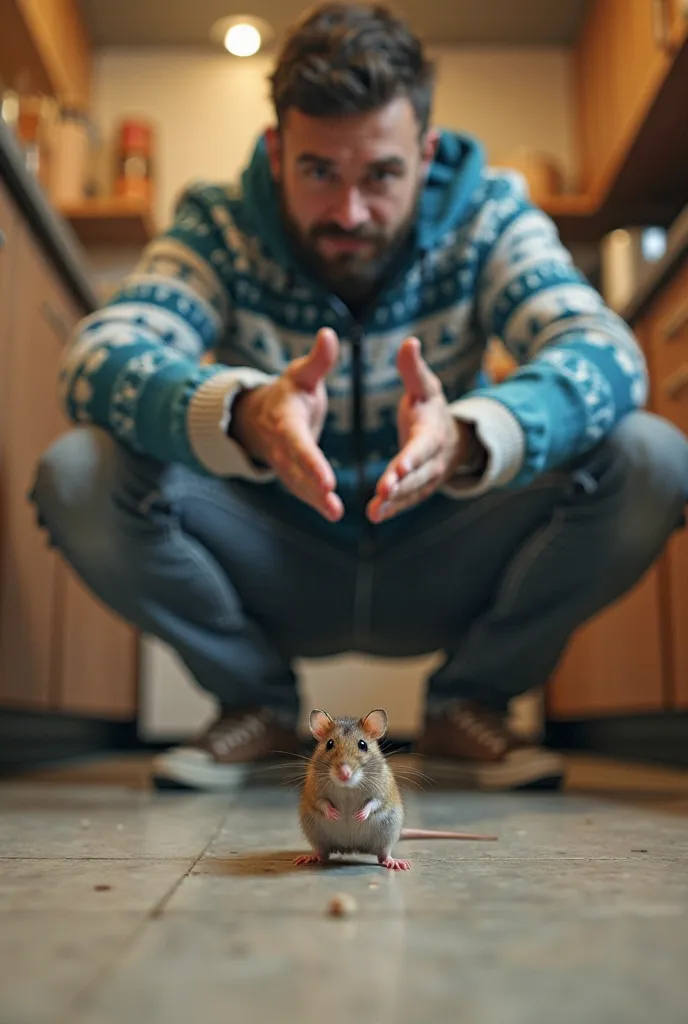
left=267, top=97, right=437, bottom=303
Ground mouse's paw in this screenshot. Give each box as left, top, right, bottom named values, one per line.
left=294, top=853, right=326, bottom=867
left=324, top=803, right=340, bottom=822
left=378, top=855, right=412, bottom=871
left=354, top=798, right=380, bottom=823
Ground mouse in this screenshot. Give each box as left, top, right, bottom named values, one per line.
left=294, top=708, right=498, bottom=871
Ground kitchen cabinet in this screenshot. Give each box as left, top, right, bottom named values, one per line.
left=0, top=179, right=138, bottom=717
left=574, top=0, right=675, bottom=203
left=0, top=208, right=68, bottom=708
left=667, top=0, right=688, bottom=48
left=548, top=255, right=688, bottom=718
left=547, top=567, right=666, bottom=717
left=57, top=567, right=138, bottom=718
left=0, top=181, right=17, bottom=535
left=645, top=256, right=688, bottom=709
left=0, top=0, right=92, bottom=105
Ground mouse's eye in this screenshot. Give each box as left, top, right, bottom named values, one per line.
left=358, top=739, right=368, bottom=752
left=325, top=738, right=335, bottom=750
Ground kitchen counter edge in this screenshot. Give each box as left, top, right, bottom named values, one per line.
left=0, top=117, right=97, bottom=313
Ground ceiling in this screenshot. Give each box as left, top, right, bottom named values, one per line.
left=79, top=0, right=589, bottom=50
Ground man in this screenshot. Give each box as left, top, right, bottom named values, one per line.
left=32, top=2, right=688, bottom=791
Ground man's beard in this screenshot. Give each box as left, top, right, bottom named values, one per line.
left=278, top=185, right=420, bottom=307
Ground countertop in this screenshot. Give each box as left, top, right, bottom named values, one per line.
left=620, top=202, right=688, bottom=325
left=0, top=117, right=97, bottom=311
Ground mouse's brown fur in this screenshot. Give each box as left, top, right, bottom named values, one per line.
left=295, top=708, right=497, bottom=871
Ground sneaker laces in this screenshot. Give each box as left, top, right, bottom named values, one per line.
left=206, top=711, right=269, bottom=756
left=447, top=703, right=509, bottom=755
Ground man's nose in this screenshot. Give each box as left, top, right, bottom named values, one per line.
left=328, top=187, right=370, bottom=231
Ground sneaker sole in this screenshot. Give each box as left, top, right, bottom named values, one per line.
left=416, top=750, right=566, bottom=791
left=150, top=751, right=305, bottom=792
left=151, top=751, right=252, bottom=792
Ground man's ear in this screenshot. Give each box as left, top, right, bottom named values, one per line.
left=420, top=128, right=439, bottom=177
left=265, top=125, right=282, bottom=181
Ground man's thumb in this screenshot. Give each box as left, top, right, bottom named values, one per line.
left=397, top=337, right=437, bottom=402
left=289, top=327, right=340, bottom=391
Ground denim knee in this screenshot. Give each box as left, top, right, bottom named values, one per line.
left=30, top=427, right=128, bottom=563
left=594, top=410, right=688, bottom=575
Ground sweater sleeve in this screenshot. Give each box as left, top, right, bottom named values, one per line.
left=58, top=187, right=278, bottom=479
left=443, top=171, right=648, bottom=496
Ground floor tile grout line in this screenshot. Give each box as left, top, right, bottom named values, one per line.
left=54, top=808, right=233, bottom=1024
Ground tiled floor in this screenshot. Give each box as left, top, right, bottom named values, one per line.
left=1, top=754, right=687, bottom=1024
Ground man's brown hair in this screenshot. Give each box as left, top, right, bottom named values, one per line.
left=270, top=3, right=435, bottom=133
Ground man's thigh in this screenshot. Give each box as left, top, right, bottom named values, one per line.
left=364, top=477, right=565, bottom=657
left=166, top=471, right=361, bottom=658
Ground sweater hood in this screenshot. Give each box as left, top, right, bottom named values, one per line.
left=239, top=127, right=486, bottom=267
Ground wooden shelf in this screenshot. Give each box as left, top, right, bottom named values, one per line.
left=58, top=198, right=157, bottom=249
left=0, top=0, right=91, bottom=105
left=540, top=33, right=688, bottom=246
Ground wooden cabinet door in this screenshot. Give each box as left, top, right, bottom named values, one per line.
left=0, top=217, right=73, bottom=709
left=666, top=0, right=688, bottom=48
left=547, top=566, right=667, bottom=718
left=56, top=565, right=138, bottom=719
left=548, top=316, right=668, bottom=719
left=0, top=181, right=18, bottom=548
left=646, top=257, right=688, bottom=709
left=575, top=0, right=673, bottom=199
left=0, top=190, right=138, bottom=718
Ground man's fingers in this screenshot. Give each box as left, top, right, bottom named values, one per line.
left=397, top=337, right=440, bottom=403
left=269, top=427, right=342, bottom=520
left=377, top=428, right=441, bottom=498
left=288, top=327, right=340, bottom=392
left=277, top=465, right=343, bottom=522
left=383, top=458, right=442, bottom=504
left=367, top=473, right=439, bottom=523
left=271, top=416, right=336, bottom=491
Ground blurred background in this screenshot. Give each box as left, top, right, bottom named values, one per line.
left=1, top=0, right=687, bottom=768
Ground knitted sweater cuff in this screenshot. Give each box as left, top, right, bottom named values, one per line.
left=186, top=368, right=278, bottom=479
left=442, top=396, right=525, bottom=498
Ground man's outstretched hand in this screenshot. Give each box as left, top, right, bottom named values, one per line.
left=230, top=327, right=344, bottom=522
left=367, top=337, right=478, bottom=523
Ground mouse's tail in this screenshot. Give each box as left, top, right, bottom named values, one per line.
left=400, top=828, right=497, bottom=841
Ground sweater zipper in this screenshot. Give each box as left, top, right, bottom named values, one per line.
left=349, top=321, right=367, bottom=509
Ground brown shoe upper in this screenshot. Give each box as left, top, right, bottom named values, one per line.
left=192, top=709, right=301, bottom=765
left=416, top=701, right=524, bottom=763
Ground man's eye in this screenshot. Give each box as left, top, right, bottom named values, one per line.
left=306, top=165, right=334, bottom=182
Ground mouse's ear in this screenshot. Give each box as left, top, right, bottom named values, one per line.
left=361, top=709, right=388, bottom=741
left=309, top=709, right=334, bottom=741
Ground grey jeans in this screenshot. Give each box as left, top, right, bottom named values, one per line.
left=29, top=410, right=688, bottom=723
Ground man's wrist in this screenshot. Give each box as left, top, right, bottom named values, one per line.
left=226, top=387, right=270, bottom=469
left=451, top=420, right=488, bottom=478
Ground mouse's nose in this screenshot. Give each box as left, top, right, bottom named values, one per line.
left=337, top=764, right=352, bottom=782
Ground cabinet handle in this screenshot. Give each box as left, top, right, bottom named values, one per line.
left=662, top=299, right=688, bottom=341
left=663, top=364, right=688, bottom=399
left=41, top=300, right=70, bottom=343
left=0, top=228, right=6, bottom=249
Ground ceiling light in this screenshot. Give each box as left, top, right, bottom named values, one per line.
left=210, top=15, right=274, bottom=57
left=225, top=23, right=261, bottom=57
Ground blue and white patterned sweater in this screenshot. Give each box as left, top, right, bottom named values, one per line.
left=60, top=130, right=647, bottom=510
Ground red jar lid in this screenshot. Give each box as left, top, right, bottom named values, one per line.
left=118, top=119, right=153, bottom=153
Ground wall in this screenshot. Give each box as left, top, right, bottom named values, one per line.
left=92, top=45, right=576, bottom=231
left=90, top=44, right=572, bottom=739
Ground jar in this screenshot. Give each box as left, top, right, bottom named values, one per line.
left=49, top=102, right=91, bottom=204
left=114, top=118, right=154, bottom=204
